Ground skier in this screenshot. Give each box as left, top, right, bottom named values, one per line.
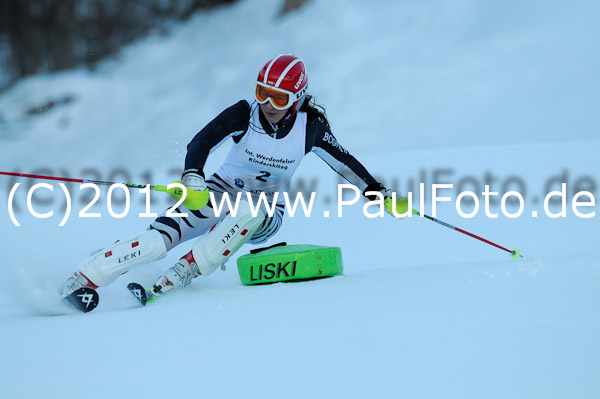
left=60, top=54, right=394, bottom=305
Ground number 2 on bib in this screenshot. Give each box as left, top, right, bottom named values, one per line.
left=256, top=171, right=271, bottom=182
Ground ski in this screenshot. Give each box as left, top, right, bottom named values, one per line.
left=127, top=282, right=157, bottom=306
left=64, top=287, right=99, bottom=313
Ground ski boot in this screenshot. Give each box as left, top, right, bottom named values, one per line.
left=128, top=251, right=201, bottom=306
left=59, top=271, right=98, bottom=299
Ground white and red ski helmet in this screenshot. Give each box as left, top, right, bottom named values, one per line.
left=255, top=54, right=308, bottom=114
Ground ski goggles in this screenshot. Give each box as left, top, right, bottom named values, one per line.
left=255, top=82, right=306, bottom=110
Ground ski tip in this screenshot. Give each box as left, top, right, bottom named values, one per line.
left=64, top=287, right=99, bottom=313
left=127, top=282, right=149, bottom=306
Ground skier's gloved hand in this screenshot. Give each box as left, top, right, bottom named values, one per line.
left=153, top=169, right=210, bottom=211
left=363, top=182, right=414, bottom=218
left=363, top=182, right=393, bottom=201
left=181, top=170, right=206, bottom=192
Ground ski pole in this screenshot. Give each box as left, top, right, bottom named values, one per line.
left=0, top=170, right=210, bottom=210
left=386, top=197, right=523, bottom=259
left=415, top=210, right=523, bottom=259
left=0, top=171, right=161, bottom=190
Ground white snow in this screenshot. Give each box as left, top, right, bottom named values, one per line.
left=1, top=0, right=599, bottom=398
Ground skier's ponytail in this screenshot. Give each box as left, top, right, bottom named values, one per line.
left=299, top=94, right=330, bottom=130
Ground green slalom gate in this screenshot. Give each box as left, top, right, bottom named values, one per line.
left=237, top=244, right=343, bottom=285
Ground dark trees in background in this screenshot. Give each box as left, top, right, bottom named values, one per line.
left=279, top=0, right=310, bottom=16
left=1, top=0, right=77, bottom=77
left=0, top=0, right=238, bottom=90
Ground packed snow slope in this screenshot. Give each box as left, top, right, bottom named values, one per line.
left=1, top=0, right=599, bottom=398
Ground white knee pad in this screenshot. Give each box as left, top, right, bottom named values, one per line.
left=192, top=200, right=265, bottom=276
left=79, top=229, right=168, bottom=286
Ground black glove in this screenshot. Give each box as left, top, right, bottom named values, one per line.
left=363, top=182, right=393, bottom=200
